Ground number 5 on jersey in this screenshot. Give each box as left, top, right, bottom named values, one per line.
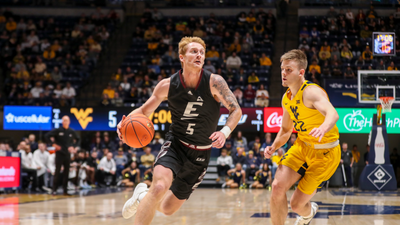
left=186, top=123, right=196, bottom=135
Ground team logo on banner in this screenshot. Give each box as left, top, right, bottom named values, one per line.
left=70, top=108, right=93, bottom=129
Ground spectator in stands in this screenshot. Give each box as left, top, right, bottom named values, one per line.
left=32, top=142, right=49, bottom=192
left=204, top=60, right=216, bottom=73
left=376, top=60, right=386, bottom=70
left=43, top=47, right=56, bottom=60
left=34, top=57, right=46, bottom=75
left=319, top=52, right=331, bottom=66
left=255, top=84, right=269, bottom=107
left=331, top=62, right=343, bottom=77
left=345, top=9, right=354, bottom=20
left=261, top=132, right=272, bottom=152
left=205, top=45, right=220, bottom=61
left=62, top=82, right=76, bottom=106
left=226, top=52, right=242, bottom=70
left=111, top=92, right=124, bottom=107
left=328, top=20, right=338, bottom=35
left=343, top=66, right=355, bottom=79
left=362, top=46, right=373, bottom=63
left=331, top=46, right=340, bottom=60
left=341, top=46, right=353, bottom=62
left=234, top=131, right=248, bottom=152
left=224, top=163, right=245, bottom=188
left=216, top=149, right=233, bottom=182
left=253, top=20, right=264, bottom=35
left=232, top=146, right=247, bottom=169
left=229, top=39, right=241, bottom=53
left=114, top=148, right=128, bottom=178
left=285, top=133, right=297, bottom=151
left=339, top=39, right=351, bottom=51
left=163, top=45, right=178, bottom=64
left=251, top=163, right=272, bottom=189
left=30, top=81, right=44, bottom=99
left=19, top=141, right=40, bottom=192
left=50, top=66, right=62, bottom=83
left=103, top=84, right=115, bottom=99
left=352, top=40, right=363, bottom=58
left=103, top=133, right=117, bottom=152
left=326, top=6, right=337, bottom=22
left=307, top=68, right=321, bottom=85
left=97, top=152, right=117, bottom=187
left=126, top=86, right=139, bottom=103
left=85, top=151, right=98, bottom=185
left=388, top=61, right=398, bottom=70
left=6, top=17, right=16, bottom=32
left=245, top=150, right=261, bottom=181
left=308, top=60, right=321, bottom=74
left=360, top=26, right=372, bottom=41
left=139, top=147, right=155, bottom=176
left=244, top=84, right=256, bottom=104
left=259, top=53, right=272, bottom=68
left=298, top=39, right=310, bottom=52
left=299, top=27, right=310, bottom=42
left=248, top=72, right=259, bottom=84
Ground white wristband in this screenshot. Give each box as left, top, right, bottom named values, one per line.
left=220, top=126, right=231, bottom=139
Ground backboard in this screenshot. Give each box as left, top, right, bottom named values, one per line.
left=357, top=70, right=400, bottom=104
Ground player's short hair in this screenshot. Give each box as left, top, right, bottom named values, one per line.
left=280, top=49, right=308, bottom=70
left=178, top=37, right=206, bottom=66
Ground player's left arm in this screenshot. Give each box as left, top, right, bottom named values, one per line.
left=304, top=86, right=339, bottom=142
left=209, top=74, right=242, bottom=148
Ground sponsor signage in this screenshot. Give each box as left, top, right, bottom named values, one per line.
left=367, top=165, right=393, bottom=190
left=0, top=157, right=21, bottom=188
left=325, top=79, right=366, bottom=107
left=3, top=106, right=52, bottom=130
left=337, top=108, right=400, bottom=133
left=264, top=107, right=297, bottom=133
left=264, top=107, right=400, bottom=134
left=52, top=107, right=264, bottom=132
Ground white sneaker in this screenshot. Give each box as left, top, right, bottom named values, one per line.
left=122, top=183, right=148, bottom=219
left=294, top=202, right=318, bottom=225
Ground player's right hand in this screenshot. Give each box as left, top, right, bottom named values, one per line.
left=264, top=146, right=275, bottom=159
left=117, top=115, right=126, bottom=143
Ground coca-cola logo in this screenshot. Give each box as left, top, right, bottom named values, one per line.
left=266, top=112, right=282, bottom=128
left=375, top=143, right=384, bottom=148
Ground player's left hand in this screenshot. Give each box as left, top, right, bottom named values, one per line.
left=309, top=126, right=327, bottom=142
left=209, top=131, right=226, bottom=148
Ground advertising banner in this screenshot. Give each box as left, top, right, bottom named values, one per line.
left=336, top=108, right=400, bottom=133
left=52, top=107, right=265, bottom=132
left=3, top=106, right=52, bottom=130
left=0, top=157, right=21, bottom=188
left=325, top=79, right=365, bottom=107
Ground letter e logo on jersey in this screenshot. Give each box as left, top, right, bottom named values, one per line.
left=70, top=108, right=93, bottom=129
left=181, top=102, right=203, bottom=120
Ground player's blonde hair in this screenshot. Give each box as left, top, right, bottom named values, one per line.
left=280, top=49, right=308, bottom=70
left=178, top=36, right=206, bottom=67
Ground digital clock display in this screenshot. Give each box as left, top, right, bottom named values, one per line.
left=372, top=32, right=395, bottom=56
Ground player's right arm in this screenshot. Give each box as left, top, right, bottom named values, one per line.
left=117, top=79, right=170, bottom=141
left=264, top=100, right=293, bottom=159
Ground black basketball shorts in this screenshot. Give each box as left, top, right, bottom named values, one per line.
left=154, top=135, right=211, bottom=200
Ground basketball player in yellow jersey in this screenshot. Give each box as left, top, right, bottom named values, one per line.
left=264, top=49, right=341, bottom=225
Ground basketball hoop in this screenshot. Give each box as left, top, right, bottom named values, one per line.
left=379, top=97, right=394, bottom=113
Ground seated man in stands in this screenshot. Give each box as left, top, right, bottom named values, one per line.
left=216, top=149, right=233, bottom=182
left=245, top=150, right=261, bottom=181
left=96, top=152, right=117, bottom=187
left=232, top=146, right=247, bottom=170
left=19, top=141, right=41, bottom=192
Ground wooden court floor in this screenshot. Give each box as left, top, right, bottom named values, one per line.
left=1, top=188, right=400, bottom=225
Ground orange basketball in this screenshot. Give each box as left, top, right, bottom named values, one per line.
left=121, top=114, right=155, bottom=148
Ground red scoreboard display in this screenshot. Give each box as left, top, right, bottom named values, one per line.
left=372, top=32, right=396, bottom=56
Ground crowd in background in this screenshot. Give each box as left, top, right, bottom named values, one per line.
left=101, top=8, right=274, bottom=108
left=298, top=6, right=400, bottom=87
left=0, top=7, right=120, bottom=106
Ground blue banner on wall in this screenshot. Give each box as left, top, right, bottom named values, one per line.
left=325, top=79, right=368, bottom=107
left=3, top=106, right=52, bottom=130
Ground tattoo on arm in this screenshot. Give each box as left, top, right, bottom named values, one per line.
left=212, top=75, right=241, bottom=127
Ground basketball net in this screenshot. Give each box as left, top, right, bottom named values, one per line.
left=377, top=97, right=394, bottom=125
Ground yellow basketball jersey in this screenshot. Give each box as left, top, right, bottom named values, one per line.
left=282, top=80, right=339, bottom=144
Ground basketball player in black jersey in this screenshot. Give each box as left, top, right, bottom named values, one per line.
left=117, top=36, right=242, bottom=224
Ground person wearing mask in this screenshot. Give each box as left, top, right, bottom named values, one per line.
left=45, top=116, right=80, bottom=196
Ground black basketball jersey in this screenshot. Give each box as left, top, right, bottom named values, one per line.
left=168, top=69, right=220, bottom=146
